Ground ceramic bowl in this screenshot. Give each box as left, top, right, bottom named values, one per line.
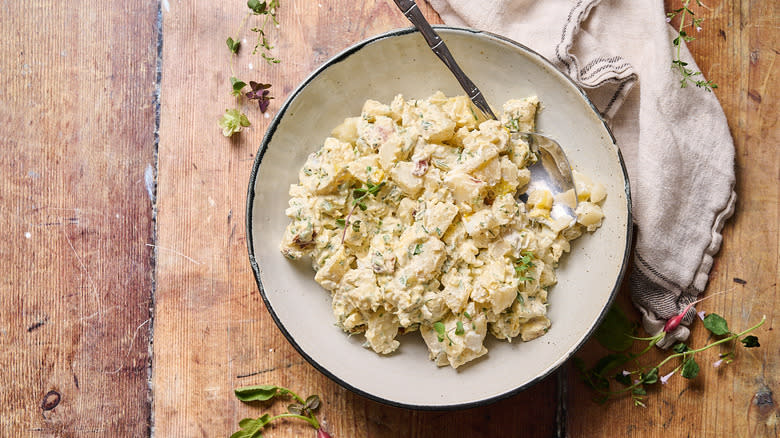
left=247, top=27, right=632, bottom=409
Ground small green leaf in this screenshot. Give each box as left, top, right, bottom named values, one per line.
left=287, top=403, right=304, bottom=415
left=231, top=77, right=248, bottom=96
left=219, top=109, right=251, bottom=137
left=335, top=218, right=345, bottom=228
left=672, top=342, right=689, bottom=353
left=455, top=321, right=465, bottom=335
left=740, top=335, right=760, bottom=348
left=594, top=305, right=636, bottom=352
left=247, top=0, right=267, bottom=14
left=304, top=394, right=320, bottom=410
left=235, top=385, right=279, bottom=402
left=412, top=243, right=423, bottom=255
left=632, top=386, right=647, bottom=396
left=681, top=358, right=700, bottom=379
left=641, top=368, right=659, bottom=385
left=227, top=37, right=240, bottom=53
left=432, top=321, right=446, bottom=342
left=703, top=313, right=730, bottom=336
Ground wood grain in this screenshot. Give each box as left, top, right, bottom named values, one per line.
left=1, top=0, right=775, bottom=437
left=0, top=1, right=159, bottom=436
left=568, top=1, right=779, bottom=437
left=152, top=1, right=557, bottom=437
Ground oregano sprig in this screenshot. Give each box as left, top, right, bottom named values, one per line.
left=232, top=385, right=332, bottom=438
left=667, top=0, right=717, bottom=91
left=219, top=1, right=281, bottom=137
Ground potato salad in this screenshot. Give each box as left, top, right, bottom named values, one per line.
left=280, top=91, right=605, bottom=368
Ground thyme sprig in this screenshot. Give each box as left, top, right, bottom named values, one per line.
left=220, top=1, right=281, bottom=137
left=575, top=304, right=765, bottom=407
left=667, top=0, right=717, bottom=91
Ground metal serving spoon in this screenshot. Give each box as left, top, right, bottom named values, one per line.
left=393, top=0, right=578, bottom=220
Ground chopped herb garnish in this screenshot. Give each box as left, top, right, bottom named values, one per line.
left=433, top=321, right=446, bottom=342
left=515, top=251, right=535, bottom=282
left=455, top=321, right=465, bottom=335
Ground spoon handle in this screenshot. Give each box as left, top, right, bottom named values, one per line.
left=393, top=0, right=497, bottom=120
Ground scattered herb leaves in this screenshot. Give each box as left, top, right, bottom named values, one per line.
left=514, top=251, right=535, bottom=283
left=667, top=0, right=717, bottom=90
left=220, top=1, right=281, bottom=137
left=574, top=302, right=765, bottom=407
left=232, top=384, right=332, bottom=437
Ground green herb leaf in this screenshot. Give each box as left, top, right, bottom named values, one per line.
left=231, top=77, right=248, bottom=96
left=304, top=394, right=320, bottom=410
left=235, top=385, right=279, bottom=402
left=412, top=243, right=423, bottom=255
left=672, top=342, right=689, bottom=354
left=231, top=413, right=271, bottom=438
left=432, top=321, right=446, bottom=342
left=641, top=368, right=659, bottom=385
left=455, top=321, right=465, bottom=335
left=287, top=403, right=303, bottom=415
left=681, top=358, right=700, bottom=379
left=351, top=220, right=361, bottom=232
left=740, top=335, right=760, bottom=348
left=335, top=218, right=345, bottom=228
left=247, top=0, right=267, bottom=14
left=227, top=37, right=241, bottom=53
left=463, top=311, right=471, bottom=319
left=632, top=386, right=647, bottom=396
left=219, top=109, right=251, bottom=137
left=703, top=313, right=730, bottom=336
left=594, top=305, right=635, bottom=352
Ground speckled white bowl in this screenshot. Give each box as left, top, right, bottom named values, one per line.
left=247, top=27, right=632, bottom=410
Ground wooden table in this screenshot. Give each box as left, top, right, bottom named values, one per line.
left=2, top=1, right=776, bottom=436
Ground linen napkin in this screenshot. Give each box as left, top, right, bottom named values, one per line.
left=428, top=0, right=736, bottom=347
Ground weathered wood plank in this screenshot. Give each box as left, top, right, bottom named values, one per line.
left=568, top=1, right=778, bottom=436
left=0, top=1, right=159, bottom=436
left=152, top=1, right=556, bottom=436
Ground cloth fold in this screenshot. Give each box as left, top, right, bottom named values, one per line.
left=428, top=0, right=736, bottom=346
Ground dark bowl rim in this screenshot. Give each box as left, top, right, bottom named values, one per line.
left=245, top=25, right=633, bottom=411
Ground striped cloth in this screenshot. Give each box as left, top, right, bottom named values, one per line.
left=428, top=0, right=736, bottom=348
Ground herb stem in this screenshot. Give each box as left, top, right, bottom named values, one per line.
left=268, top=413, right=320, bottom=429
left=590, top=316, right=766, bottom=398
left=675, top=2, right=688, bottom=71
left=653, top=315, right=766, bottom=371
left=230, top=11, right=253, bottom=77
